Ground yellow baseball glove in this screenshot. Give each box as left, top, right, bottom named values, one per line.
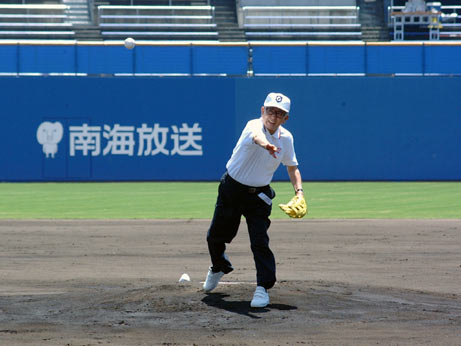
left=279, top=195, right=307, bottom=218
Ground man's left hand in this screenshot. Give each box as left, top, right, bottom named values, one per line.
left=279, top=195, right=308, bottom=218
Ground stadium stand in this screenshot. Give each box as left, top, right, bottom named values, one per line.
left=64, top=0, right=91, bottom=25
left=388, top=0, right=461, bottom=40
left=0, top=2, right=75, bottom=39
left=213, top=0, right=244, bottom=41
left=0, top=0, right=458, bottom=42
left=96, top=0, right=218, bottom=40
left=237, top=0, right=362, bottom=41
left=357, top=0, right=388, bottom=41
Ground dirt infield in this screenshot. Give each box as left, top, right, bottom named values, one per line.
left=1, top=219, right=460, bottom=346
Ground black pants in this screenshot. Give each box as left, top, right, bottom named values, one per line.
left=206, top=172, right=276, bottom=290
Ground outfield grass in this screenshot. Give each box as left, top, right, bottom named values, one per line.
left=0, top=182, right=460, bottom=219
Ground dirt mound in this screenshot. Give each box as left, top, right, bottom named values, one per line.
left=1, top=219, right=460, bottom=345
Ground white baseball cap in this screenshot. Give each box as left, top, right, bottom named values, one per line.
left=264, top=92, right=291, bottom=113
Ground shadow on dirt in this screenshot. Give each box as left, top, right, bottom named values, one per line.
left=202, top=293, right=297, bottom=319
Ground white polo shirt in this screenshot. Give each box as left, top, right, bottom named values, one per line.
left=226, top=118, right=298, bottom=187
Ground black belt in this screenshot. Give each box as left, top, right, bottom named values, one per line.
left=225, top=172, right=269, bottom=194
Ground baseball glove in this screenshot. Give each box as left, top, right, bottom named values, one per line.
left=279, top=195, right=307, bottom=218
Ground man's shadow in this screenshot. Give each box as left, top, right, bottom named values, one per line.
left=202, top=293, right=297, bottom=319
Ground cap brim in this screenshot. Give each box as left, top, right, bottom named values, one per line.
left=264, top=103, right=289, bottom=113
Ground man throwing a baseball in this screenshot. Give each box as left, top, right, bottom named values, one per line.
left=203, top=92, right=307, bottom=308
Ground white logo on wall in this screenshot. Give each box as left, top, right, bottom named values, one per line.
left=36, top=121, right=64, bottom=158
left=36, top=122, right=203, bottom=158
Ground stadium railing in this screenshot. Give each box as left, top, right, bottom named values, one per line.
left=95, top=0, right=210, bottom=5
left=97, top=4, right=217, bottom=40
left=0, top=0, right=61, bottom=3
left=238, top=5, right=361, bottom=41
left=0, top=4, right=75, bottom=38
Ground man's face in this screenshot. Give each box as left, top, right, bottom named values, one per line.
left=261, top=106, right=288, bottom=134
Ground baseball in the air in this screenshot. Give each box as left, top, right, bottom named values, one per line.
left=124, top=37, right=136, bottom=50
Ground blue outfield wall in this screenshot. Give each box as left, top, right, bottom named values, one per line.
left=1, top=76, right=460, bottom=182
left=0, top=43, right=250, bottom=75
left=1, top=42, right=461, bottom=75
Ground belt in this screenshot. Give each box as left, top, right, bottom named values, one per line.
left=225, top=172, right=268, bottom=194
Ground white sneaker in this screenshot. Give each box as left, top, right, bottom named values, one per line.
left=203, top=267, right=224, bottom=292
left=250, top=286, right=270, bottom=308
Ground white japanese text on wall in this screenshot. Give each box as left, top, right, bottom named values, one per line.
left=37, top=121, right=203, bottom=158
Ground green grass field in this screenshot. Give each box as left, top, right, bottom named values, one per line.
left=1, top=182, right=460, bottom=219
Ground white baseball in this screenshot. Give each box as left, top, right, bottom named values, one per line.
left=124, top=37, right=136, bottom=50
left=179, top=273, right=190, bottom=282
